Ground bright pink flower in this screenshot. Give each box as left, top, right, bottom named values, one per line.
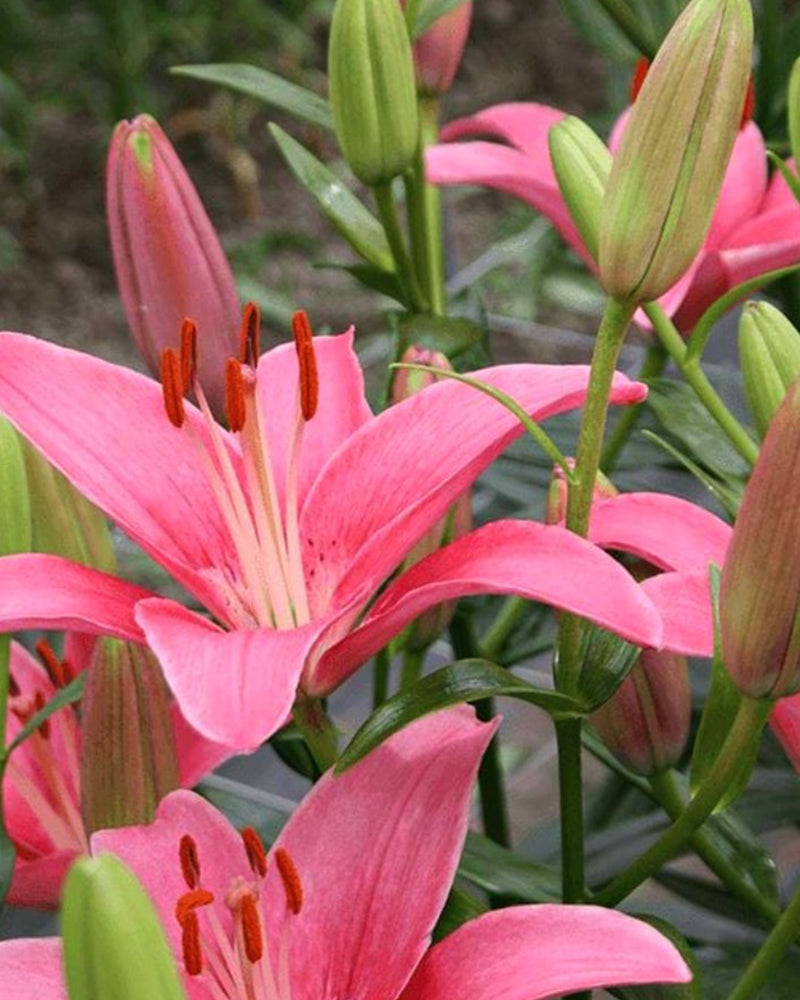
left=426, top=102, right=800, bottom=331
left=107, top=115, right=240, bottom=416
left=0, top=324, right=661, bottom=750
left=2, top=640, right=229, bottom=909
left=0, top=708, right=691, bottom=999
left=406, top=0, right=472, bottom=95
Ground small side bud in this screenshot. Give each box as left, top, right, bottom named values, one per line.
left=720, top=380, right=800, bottom=699
left=404, top=0, right=472, bottom=96
left=62, top=854, right=188, bottom=1000
left=549, top=116, right=611, bottom=261
left=329, top=0, right=420, bottom=185
left=545, top=460, right=617, bottom=527
left=81, top=640, right=179, bottom=834
left=599, top=0, right=753, bottom=304
left=739, top=301, right=800, bottom=438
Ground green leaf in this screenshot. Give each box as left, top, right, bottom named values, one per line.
left=701, top=944, right=800, bottom=1000
left=613, top=915, right=700, bottom=1000
left=196, top=774, right=293, bottom=845
left=7, top=672, right=85, bottom=755
left=641, top=429, right=742, bottom=518
left=0, top=809, right=14, bottom=908
left=459, top=831, right=561, bottom=902
left=171, top=63, right=332, bottom=130
left=571, top=622, right=640, bottom=711
left=316, top=262, right=405, bottom=302
left=336, top=659, right=585, bottom=772
left=433, top=885, right=488, bottom=941
left=411, top=0, right=469, bottom=39
left=269, top=124, right=395, bottom=273
left=701, top=808, right=779, bottom=909
left=397, top=312, right=488, bottom=360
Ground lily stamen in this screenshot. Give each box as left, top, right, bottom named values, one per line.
left=160, top=348, right=186, bottom=429
left=275, top=848, right=303, bottom=915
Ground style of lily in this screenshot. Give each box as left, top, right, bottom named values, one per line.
left=426, top=89, right=800, bottom=332
left=3, top=638, right=229, bottom=909
left=0, top=707, right=692, bottom=1000
left=0, top=309, right=663, bottom=751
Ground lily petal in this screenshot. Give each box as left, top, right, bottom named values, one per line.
left=771, top=695, right=800, bottom=774
left=6, top=852, right=78, bottom=910
left=308, top=520, right=662, bottom=695
left=399, top=905, right=690, bottom=1000
left=642, top=570, right=714, bottom=656
left=439, top=102, right=565, bottom=161
left=705, top=122, right=768, bottom=250
left=0, top=938, right=66, bottom=1000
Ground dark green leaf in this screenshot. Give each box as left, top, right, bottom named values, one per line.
left=269, top=124, right=395, bottom=273
left=0, top=809, right=14, bottom=908
left=701, top=944, right=800, bottom=1000
left=655, top=871, right=771, bottom=930
left=316, top=262, right=404, bottom=302
left=196, top=774, right=293, bottom=846
left=702, top=809, right=779, bottom=910
left=336, top=659, right=584, bottom=772
left=459, top=831, right=561, bottom=902
left=172, top=63, right=333, bottom=130
left=411, top=0, right=470, bottom=39
left=433, top=885, right=488, bottom=941
left=614, top=914, right=700, bottom=1000
left=7, top=672, right=85, bottom=754
left=641, top=430, right=742, bottom=518
left=397, top=313, right=488, bottom=360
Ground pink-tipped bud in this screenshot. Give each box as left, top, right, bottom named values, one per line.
left=720, top=380, right=800, bottom=699
left=545, top=460, right=618, bottom=526
left=591, top=649, right=691, bottom=776
left=395, top=346, right=472, bottom=649
left=106, top=115, right=240, bottom=418
left=405, top=1, right=472, bottom=96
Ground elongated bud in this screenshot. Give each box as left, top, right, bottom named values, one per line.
left=81, top=640, right=179, bottom=834
left=739, top=302, right=800, bottom=438
left=107, top=115, right=240, bottom=417
left=329, top=0, right=419, bottom=185
left=545, top=460, right=617, bottom=526
left=790, top=57, right=800, bottom=170
left=599, top=0, right=753, bottom=304
left=549, top=116, right=611, bottom=261
left=0, top=416, right=31, bottom=557
left=403, top=0, right=472, bottom=96
left=720, top=380, right=800, bottom=698
left=62, top=854, right=188, bottom=1000
left=591, top=649, right=691, bottom=775
left=395, top=347, right=471, bottom=649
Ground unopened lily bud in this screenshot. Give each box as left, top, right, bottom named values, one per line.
left=549, top=116, right=611, bottom=261
left=545, top=459, right=617, bottom=526
left=329, top=0, right=419, bottom=185
left=599, top=0, right=753, bottom=304
left=720, top=380, right=800, bottom=699
left=739, top=302, right=800, bottom=438
left=0, top=416, right=31, bottom=556
left=405, top=0, right=472, bottom=96
left=591, top=649, right=691, bottom=776
left=81, top=640, right=178, bottom=834
left=789, top=57, right=800, bottom=170
left=395, top=347, right=471, bottom=649
left=107, top=115, right=240, bottom=417
left=62, top=853, right=188, bottom=1000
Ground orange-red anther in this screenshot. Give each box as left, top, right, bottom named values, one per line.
left=160, top=348, right=186, bottom=428
left=179, top=834, right=201, bottom=889
left=291, top=310, right=319, bottom=422
left=239, top=302, right=261, bottom=367
left=630, top=57, right=650, bottom=102
left=180, top=318, right=198, bottom=391
left=34, top=690, right=50, bottom=739
left=181, top=910, right=204, bottom=976
left=240, top=893, right=264, bottom=963
left=241, top=826, right=268, bottom=878
left=175, top=888, right=215, bottom=925
left=35, top=639, right=67, bottom=688
left=275, top=847, right=303, bottom=915
left=225, top=357, right=247, bottom=432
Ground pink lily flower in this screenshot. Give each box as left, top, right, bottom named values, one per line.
left=0, top=313, right=662, bottom=751
left=3, top=639, right=230, bottom=909
left=0, top=708, right=691, bottom=999
left=426, top=100, right=800, bottom=331
left=403, top=0, right=473, bottom=95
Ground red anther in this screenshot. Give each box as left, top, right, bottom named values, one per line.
left=225, top=357, right=247, bottom=433
left=181, top=910, right=204, bottom=976
left=240, top=893, right=264, bottom=963
left=179, top=834, right=201, bottom=889
left=34, top=690, right=50, bottom=739
left=241, top=826, right=268, bottom=878
left=180, top=318, right=198, bottom=391
left=175, top=888, right=215, bottom=925
left=160, top=348, right=186, bottom=428
left=741, top=77, right=755, bottom=129
left=275, top=847, right=303, bottom=915
left=239, top=302, right=261, bottom=367
left=630, top=57, right=650, bottom=102
left=291, top=310, right=319, bottom=422
left=35, top=639, right=67, bottom=688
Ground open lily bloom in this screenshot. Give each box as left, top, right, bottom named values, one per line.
left=0, top=708, right=691, bottom=1000
left=0, top=315, right=662, bottom=750
left=3, top=639, right=230, bottom=909
left=427, top=101, right=800, bottom=332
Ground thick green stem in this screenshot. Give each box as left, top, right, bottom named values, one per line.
left=418, top=97, right=446, bottom=315
left=595, top=696, right=769, bottom=907
left=400, top=648, right=425, bottom=690
left=645, top=303, right=759, bottom=466
left=601, top=339, right=668, bottom=472
left=373, top=648, right=390, bottom=708
left=650, top=769, right=779, bottom=925
left=726, top=874, right=800, bottom=1000
left=591, top=0, right=656, bottom=57
left=293, top=697, right=338, bottom=774
left=556, top=717, right=586, bottom=901
left=374, top=180, right=428, bottom=314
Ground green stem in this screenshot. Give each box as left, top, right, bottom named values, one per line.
left=404, top=171, right=431, bottom=308
left=400, top=648, right=425, bottom=690
left=418, top=96, right=446, bottom=315
left=591, top=0, right=656, bottom=58
left=292, top=697, right=339, bottom=773
left=374, top=180, right=428, bottom=313
left=645, top=303, right=759, bottom=466
left=595, top=696, right=769, bottom=907
left=601, top=339, right=668, bottom=472
left=726, top=875, right=800, bottom=1000
left=650, top=769, right=780, bottom=925
left=480, top=596, right=529, bottom=662
left=556, top=717, right=586, bottom=901
left=373, top=648, right=390, bottom=708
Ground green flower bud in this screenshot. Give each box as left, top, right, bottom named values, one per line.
left=62, top=853, right=188, bottom=1000
left=599, top=0, right=753, bottom=304
left=81, top=640, right=179, bottom=835
left=0, top=416, right=31, bottom=557
left=739, top=301, right=800, bottom=438
left=549, top=116, right=611, bottom=261
left=720, top=380, right=800, bottom=699
left=789, top=57, right=800, bottom=170
left=329, top=0, right=419, bottom=185
left=591, top=649, right=691, bottom=776
left=545, top=459, right=617, bottom=527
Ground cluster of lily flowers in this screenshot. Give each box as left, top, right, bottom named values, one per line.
left=4, top=0, right=800, bottom=997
